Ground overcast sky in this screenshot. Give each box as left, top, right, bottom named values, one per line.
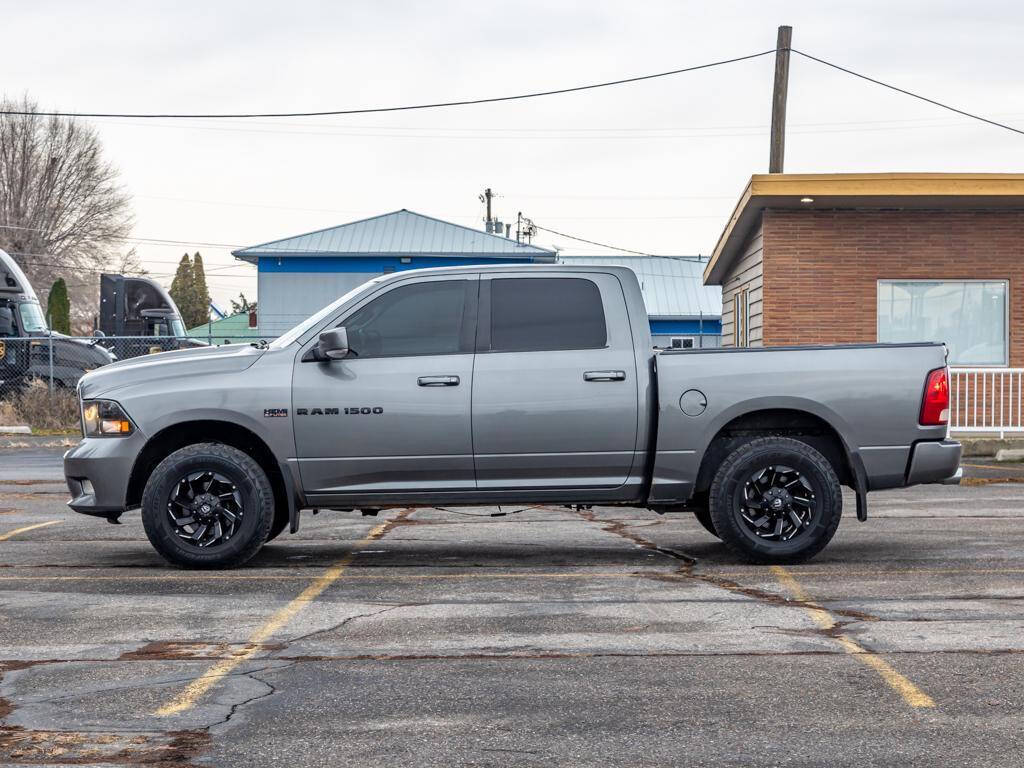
left=5, top=0, right=1023, bottom=310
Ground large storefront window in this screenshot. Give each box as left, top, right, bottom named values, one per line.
left=877, top=280, right=1008, bottom=366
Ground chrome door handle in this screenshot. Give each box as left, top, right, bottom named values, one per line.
left=583, top=370, right=626, bottom=382
left=418, top=375, right=460, bottom=387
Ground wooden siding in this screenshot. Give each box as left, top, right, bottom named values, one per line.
left=720, top=221, right=764, bottom=347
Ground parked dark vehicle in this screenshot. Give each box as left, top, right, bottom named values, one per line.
left=65, top=264, right=962, bottom=569
left=0, top=249, right=114, bottom=389
left=98, top=274, right=206, bottom=359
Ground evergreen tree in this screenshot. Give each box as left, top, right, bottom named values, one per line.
left=46, top=278, right=71, bottom=334
left=169, top=253, right=195, bottom=325
left=190, top=252, right=211, bottom=328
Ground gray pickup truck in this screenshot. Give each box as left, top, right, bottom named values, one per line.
left=64, top=264, right=961, bottom=568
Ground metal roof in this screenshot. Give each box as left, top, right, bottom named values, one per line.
left=233, top=209, right=556, bottom=263
left=557, top=255, right=722, bottom=318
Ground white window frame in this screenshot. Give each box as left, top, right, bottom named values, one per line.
left=876, top=278, right=1009, bottom=367
left=732, top=290, right=749, bottom=348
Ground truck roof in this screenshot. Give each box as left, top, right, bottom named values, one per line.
left=0, top=248, right=39, bottom=301
left=368, top=262, right=641, bottom=281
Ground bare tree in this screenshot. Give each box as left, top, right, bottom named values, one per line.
left=0, top=95, right=133, bottom=331
left=108, top=247, right=148, bottom=276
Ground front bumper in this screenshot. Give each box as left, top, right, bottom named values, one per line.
left=906, top=439, right=962, bottom=486
left=64, top=432, right=147, bottom=516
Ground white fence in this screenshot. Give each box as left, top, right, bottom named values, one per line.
left=949, top=367, right=1024, bottom=437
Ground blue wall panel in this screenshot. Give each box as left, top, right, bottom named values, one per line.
left=649, top=319, right=722, bottom=335
left=259, top=256, right=534, bottom=273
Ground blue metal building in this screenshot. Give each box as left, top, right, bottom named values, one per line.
left=233, top=209, right=556, bottom=337
left=556, top=255, right=722, bottom=348
left=233, top=210, right=722, bottom=344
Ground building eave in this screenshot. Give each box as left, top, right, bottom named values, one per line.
left=234, top=250, right=555, bottom=263
left=231, top=208, right=557, bottom=262
left=705, top=173, right=1024, bottom=286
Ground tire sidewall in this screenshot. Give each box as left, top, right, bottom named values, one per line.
left=710, top=438, right=842, bottom=563
left=141, top=444, right=273, bottom=568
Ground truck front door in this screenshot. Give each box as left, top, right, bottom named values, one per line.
left=471, top=273, right=639, bottom=490
left=292, top=275, right=479, bottom=498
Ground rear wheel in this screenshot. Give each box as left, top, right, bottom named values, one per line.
left=141, top=443, right=273, bottom=568
left=709, top=437, right=842, bottom=564
left=692, top=506, right=719, bottom=538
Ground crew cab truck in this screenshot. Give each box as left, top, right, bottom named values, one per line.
left=64, top=264, right=961, bottom=568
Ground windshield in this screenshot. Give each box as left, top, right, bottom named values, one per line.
left=169, top=317, right=186, bottom=337
left=18, top=301, right=48, bottom=333
left=269, top=278, right=383, bottom=349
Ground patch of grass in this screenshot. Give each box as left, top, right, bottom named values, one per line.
left=0, top=380, right=80, bottom=432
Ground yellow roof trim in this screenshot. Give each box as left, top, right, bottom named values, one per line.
left=705, top=173, right=1024, bottom=285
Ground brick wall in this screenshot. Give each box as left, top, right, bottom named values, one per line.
left=761, top=209, right=1024, bottom=364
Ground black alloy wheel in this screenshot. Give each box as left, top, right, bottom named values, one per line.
left=708, top=437, right=842, bottom=564
left=167, top=470, right=244, bottom=548
left=141, top=442, right=274, bottom=568
left=738, top=464, right=816, bottom=542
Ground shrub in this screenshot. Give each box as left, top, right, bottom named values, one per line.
left=0, top=379, right=80, bottom=432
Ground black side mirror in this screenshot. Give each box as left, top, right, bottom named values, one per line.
left=317, top=327, right=349, bottom=360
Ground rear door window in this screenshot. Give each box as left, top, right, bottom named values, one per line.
left=489, top=278, right=607, bottom=352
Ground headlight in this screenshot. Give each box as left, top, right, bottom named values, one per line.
left=82, top=399, right=134, bottom=437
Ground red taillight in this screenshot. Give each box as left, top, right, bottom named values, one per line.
left=920, top=367, right=950, bottom=426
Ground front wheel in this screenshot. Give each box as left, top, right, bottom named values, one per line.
left=141, top=443, right=274, bottom=568
left=708, top=437, right=842, bottom=564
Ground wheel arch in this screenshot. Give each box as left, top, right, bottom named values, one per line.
left=693, top=407, right=858, bottom=496
left=126, top=420, right=294, bottom=528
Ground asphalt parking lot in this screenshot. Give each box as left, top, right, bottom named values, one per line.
left=1, top=444, right=1024, bottom=767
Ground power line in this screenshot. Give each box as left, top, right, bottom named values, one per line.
left=0, top=224, right=244, bottom=250
left=0, top=50, right=776, bottom=119
left=533, top=223, right=703, bottom=260
left=6, top=254, right=255, bottom=280
left=792, top=49, right=1024, bottom=138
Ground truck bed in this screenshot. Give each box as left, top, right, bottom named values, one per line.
left=649, top=342, right=951, bottom=503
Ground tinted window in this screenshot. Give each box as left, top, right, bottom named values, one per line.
left=490, top=278, right=606, bottom=352
left=344, top=280, right=468, bottom=358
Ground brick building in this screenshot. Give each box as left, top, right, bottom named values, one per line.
left=704, top=173, right=1024, bottom=368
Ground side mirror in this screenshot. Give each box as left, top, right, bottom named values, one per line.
left=317, top=327, right=349, bottom=360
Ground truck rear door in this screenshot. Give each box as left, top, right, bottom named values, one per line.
left=471, top=273, right=639, bottom=490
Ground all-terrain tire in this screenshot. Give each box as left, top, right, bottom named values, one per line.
left=266, top=507, right=290, bottom=543
left=141, top=443, right=274, bottom=569
left=692, top=506, right=719, bottom=538
left=708, top=437, right=842, bottom=564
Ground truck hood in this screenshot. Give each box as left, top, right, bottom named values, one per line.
left=78, top=343, right=265, bottom=399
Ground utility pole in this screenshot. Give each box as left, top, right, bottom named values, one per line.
left=769, top=25, right=792, bottom=174
left=479, top=188, right=494, bottom=232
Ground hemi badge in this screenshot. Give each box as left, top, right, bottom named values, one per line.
left=264, top=408, right=288, bottom=418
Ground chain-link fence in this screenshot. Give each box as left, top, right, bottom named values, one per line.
left=0, top=334, right=275, bottom=427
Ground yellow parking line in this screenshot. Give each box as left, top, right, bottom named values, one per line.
left=153, top=510, right=410, bottom=717
left=770, top=565, right=935, bottom=709
left=0, top=520, right=61, bottom=541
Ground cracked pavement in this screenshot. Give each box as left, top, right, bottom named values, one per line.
left=1, top=450, right=1023, bottom=766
